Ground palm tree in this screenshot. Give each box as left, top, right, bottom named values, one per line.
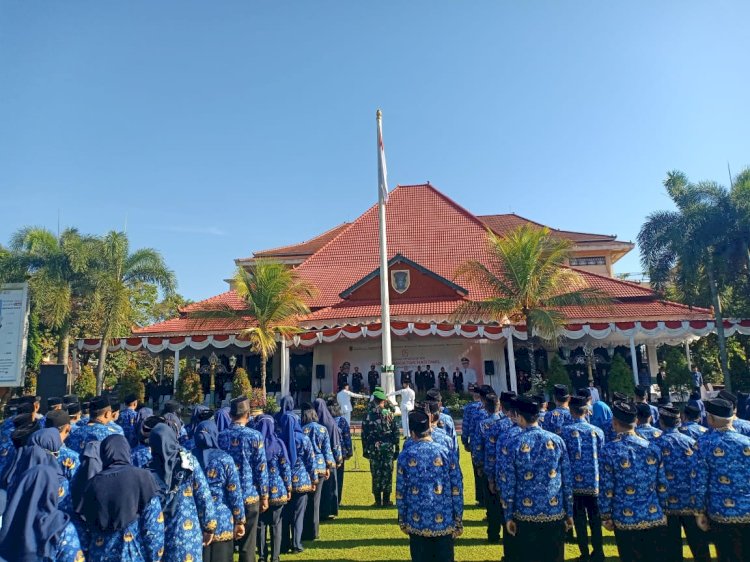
left=638, top=169, right=750, bottom=392
left=92, top=231, right=176, bottom=394
left=0, top=227, right=98, bottom=364
left=454, top=225, right=611, bottom=393
left=192, top=260, right=315, bottom=399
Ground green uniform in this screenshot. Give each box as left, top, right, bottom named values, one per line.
left=362, top=402, right=400, bottom=494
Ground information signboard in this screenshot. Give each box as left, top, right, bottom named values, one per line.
left=0, top=283, right=31, bottom=387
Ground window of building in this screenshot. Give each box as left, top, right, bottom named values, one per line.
left=570, top=256, right=606, bottom=266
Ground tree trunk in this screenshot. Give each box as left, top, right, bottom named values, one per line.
left=96, top=327, right=111, bottom=395
left=707, top=265, right=731, bottom=392
left=57, top=329, right=70, bottom=366
left=260, top=354, right=267, bottom=400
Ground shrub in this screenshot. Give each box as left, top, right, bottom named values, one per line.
left=74, top=365, right=97, bottom=399
left=545, top=356, right=571, bottom=396
left=609, top=354, right=634, bottom=397
left=176, top=368, right=203, bottom=406
left=248, top=386, right=266, bottom=410
left=23, top=371, right=37, bottom=396
left=264, top=394, right=279, bottom=415
left=119, top=368, right=146, bottom=402
left=233, top=368, right=252, bottom=399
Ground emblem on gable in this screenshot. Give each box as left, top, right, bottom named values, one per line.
left=391, top=270, right=410, bottom=294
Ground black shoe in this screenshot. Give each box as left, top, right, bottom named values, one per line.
left=291, top=548, right=304, bottom=554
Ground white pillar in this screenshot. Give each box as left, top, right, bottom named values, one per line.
left=646, top=343, right=659, bottom=378
left=684, top=341, right=692, bottom=370
left=507, top=333, right=518, bottom=393
left=498, top=339, right=508, bottom=391
left=173, top=348, right=180, bottom=395
left=280, top=337, right=290, bottom=396
left=629, top=336, right=639, bottom=385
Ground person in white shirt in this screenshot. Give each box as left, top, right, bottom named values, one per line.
left=388, top=380, right=416, bottom=436
left=588, top=381, right=601, bottom=403
left=460, top=357, right=478, bottom=389
left=336, top=382, right=367, bottom=424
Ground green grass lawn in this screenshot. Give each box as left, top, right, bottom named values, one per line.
left=254, top=437, right=714, bottom=561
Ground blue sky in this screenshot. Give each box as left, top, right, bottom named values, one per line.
left=1, top=1, right=748, bottom=301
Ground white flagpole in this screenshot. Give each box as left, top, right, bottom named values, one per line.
left=376, top=109, right=395, bottom=397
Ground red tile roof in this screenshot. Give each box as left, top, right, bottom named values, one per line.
left=249, top=223, right=351, bottom=259
left=180, top=291, right=247, bottom=313
left=133, top=316, right=257, bottom=336
left=477, top=213, right=618, bottom=243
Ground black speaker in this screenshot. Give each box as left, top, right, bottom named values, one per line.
left=315, top=365, right=325, bottom=380
left=38, top=364, right=68, bottom=412
left=484, top=360, right=495, bottom=376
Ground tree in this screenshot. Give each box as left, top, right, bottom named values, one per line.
left=545, top=356, right=571, bottom=395
left=119, top=366, right=146, bottom=402
left=91, top=232, right=175, bottom=394
left=0, top=227, right=98, bottom=364
left=74, top=365, right=97, bottom=399
left=233, top=367, right=252, bottom=398
left=608, top=355, right=634, bottom=397
left=193, top=260, right=314, bottom=398
left=454, top=226, right=610, bottom=393
left=638, top=169, right=750, bottom=392
left=176, top=368, right=203, bottom=406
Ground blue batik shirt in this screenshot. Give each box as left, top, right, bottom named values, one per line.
left=116, top=408, right=139, bottom=448
left=438, top=412, right=458, bottom=454
left=481, top=412, right=506, bottom=483
left=88, top=495, right=164, bottom=562
left=290, top=433, right=318, bottom=493
left=335, top=416, right=353, bottom=460
left=58, top=445, right=80, bottom=482
left=55, top=522, right=85, bottom=562
left=470, top=410, right=494, bottom=467
left=196, top=448, right=246, bottom=542
left=500, top=426, right=573, bottom=523
left=396, top=439, right=463, bottom=537
left=218, top=423, right=270, bottom=506
left=653, top=428, right=698, bottom=516
left=636, top=423, right=663, bottom=442
left=494, top=418, right=522, bottom=485
left=461, top=401, right=482, bottom=448
left=732, top=417, right=750, bottom=437
left=267, top=447, right=292, bottom=506
left=679, top=421, right=708, bottom=441
left=432, top=426, right=458, bottom=461
left=561, top=419, right=604, bottom=496
left=66, top=421, right=123, bottom=453
left=541, top=407, right=572, bottom=435
left=474, top=412, right=501, bottom=472
left=591, top=401, right=613, bottom=434
left=693, top=427, right=750, bottom=524
left=131, top=443, right=152, bottom=469
left=599, top=432, right=668, bottom=530
left=303, top=422, right=336, bottom=476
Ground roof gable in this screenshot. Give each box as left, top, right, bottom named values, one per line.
left=477, top=213, right=617, bottom=243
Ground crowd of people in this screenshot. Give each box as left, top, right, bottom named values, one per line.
left=0, top=391, right=356, bottom=562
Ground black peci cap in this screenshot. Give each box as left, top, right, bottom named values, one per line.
left=47, top=397, right=63, bottom=407
left=123, top=393, right=138, bottom=405
left=89, top=396, right=111, bottom=412
left=636, top=403, right=652, bottom=419
left=500, top=391, right=517, bottom=404
left=569, top=396, right=588, bottom=409
left=577, top=388, right=591, bottom=399
left=634, top=385, right=649, bottom=398
left=67, top=402, right=82, bottom=416
left=717, top=390, right=737, bottom=408
left=658, top=406, right=680, bottom=425
left=612, top=401, right=637, bottom=424
left=162, top=400, right=182, bottom=415
left=408, top=410, right=430, bottom=434
left=230, top=396, right=250, bottom=417
left=553, top=384, right=570, bottom=400
left=683, top=403, right=701, bottom=419
left=704, top=398, right=733, bottom=419
left=44, top=410, right=71, bottom=428
left=63, top=394, right=78, bottom=405
left=515, top=396, right=541, bottom=416
left=613, top=391, right=629, bottom=402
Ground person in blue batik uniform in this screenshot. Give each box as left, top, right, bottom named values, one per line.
left=313, top=398, right=343, bottom=520
left=0, top=465, right=84, bottom=562
left=500, top=396, right=573, bottom=562
left=44, top=410, right=81, bottom=483
left=716, top=390, right=750, bottom=437
left=542, top=384, right=573, bottom=436
left=66, top=396, right=124, bottom=453
left=301, top=403, right=336, bottom=539
left=462, top=385, right=491, bottom=507
left=117, top=393, right=140, bottom=448
left=652, top=406, right=710, bottom=562
left=182, top=405, right=214, bottom=452
left=132, top=411, right=162, bottom=469
left=679, top=403, right=708, bottom=441
left=148, top=423, right=218, bottom=562
left=255, top=416, right=291, bottom=562
left=193, top=419, right=246, bottom=562
left=217, top=396, right=269, bottom=562
left=475, top=392, right=502, bottom=543
left=423, top=400, right=458, bottom=462
left=693, top=398, right=750, bottom=562
left=634, top=385, right=659, bottom=425
left=279, top=411, right=318, bottom=554
left=561, top=393, right=605, bottom=562
left=396, top=410, right=463, bottom=562
left=599, top=401, right=669, bottom=562
left=635, top=403, right=663, bottom=441
left=81, top=435, right=165, bottom=562
left=426, top=389, right=459, bottom=455
left=328, top=398, right=353, bottom=505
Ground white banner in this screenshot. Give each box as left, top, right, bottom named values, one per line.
left=0, top=283, right=31, bottom=387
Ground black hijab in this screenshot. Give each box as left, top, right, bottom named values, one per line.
left=275, top=395, right=295, bottom=425
left=149, top=423, right=189, bottom=517
left=134, top=407, right=154, bottom=444
left=0, top=465, right=70, bottom=562
left=1, top=441, right=59, bottom=492
left=71, top=440, right=102, bottom=516
left=193, top=419, right=220, bottom=471
left=82, top=434, right=158, bottom=531
left=313, top=398, right=342, bottom=454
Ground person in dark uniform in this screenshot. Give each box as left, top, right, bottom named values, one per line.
left=452, top=368, right=464, bottom=394
left=499, top=396, right=573, bottom=562
left=367, top=365, right=380, bottom=393
left=424, top=365, right=436, bottom=391
left=414, top=366, right=424, bottom=392
left=351, top=367, right=364, bottom=393
left=336, top=366, right=348, bottom=390
left=438, top=368, right=449, bottom=392
left=400, top=370, right=412, bottom=387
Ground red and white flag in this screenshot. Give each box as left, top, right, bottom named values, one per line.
left=377, top=109, right=389, bottom=203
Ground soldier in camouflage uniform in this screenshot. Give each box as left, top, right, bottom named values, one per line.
left=362, top=387, right=401, bottom=506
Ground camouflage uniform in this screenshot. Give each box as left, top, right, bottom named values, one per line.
left=362, top=401, right=401, bottom=496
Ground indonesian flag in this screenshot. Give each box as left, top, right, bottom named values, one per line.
left=377, top=109, right=389, bottom=203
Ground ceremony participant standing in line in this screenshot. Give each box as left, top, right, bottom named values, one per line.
left=694, top=398, right=750, bottom=562
left=561, top=395, right=605, bottom=562
left=588, top=389, right=613, bottom=436
left=328, top=398, right=353, bottom=505
left=396, top=410, right=463, bottom=562
left=462, top=385, right=486, bottom=505
left=716, top=390, right=750, bottom=436
left=45, top=410, right=80, bottom=483
left=117, top=393, right=139, bottom=448
left=66, top=396, right=122, bottom=453
left=131, top=411, right=161, bottom=469
left=367, top=364, right=380, bottom=393
left=635, top=403, right=663, bottom=441
left=423, top=401, right=458, bottom=460
left=599, top=401, right=668, bottom=562
left=351, top=366, right=364, bottom=393
left=414, top=365, right=424, bottom=393
left=424, top=365, right=436, bottom=391
left=438, top=367, right=449, bottom=392
left=452, top=367, right=464, bottom=393
left=256, top=416, right=291, bottom=562
left=652, top=406, right=710, bottom=562
left=300, top=403, right=333, bottom=540
left=500, top=396, right=573, bottom=562
left=426, top=389, right=458, bottom=453
left=313, top=399, right=343, bottom=520
left=542, top=384, right=573, bottom=435
left=336, top=382, right=367, bottom=425
left=82, top=434, right=165, bottom=562
left=217, top=396, right=269, bottom=562
left=388, top=380, right=416, bottom=436
left=634, top=385, right=660, bottom=425
left=476, top=392, right=502, bottom=543
left=193, top=420, right=246, bottom=562
left=679, top=403, right=708, bottom=440
left=361, top=388, right=400, bottom=507
left=149, top=423, right=217, bottom=562
left=279, top=412, right=318, bottom=555
left=66, top=402, right=82, bottom=427
left=0, top=465, right=84, bottom=562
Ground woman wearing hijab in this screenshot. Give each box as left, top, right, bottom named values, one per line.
left=312, top=398, right=343, bottom=519
left=0, top=464, right=84, bottom=562
left=1, top=431, right=62, bottom=495
left=279, top=412, right=317, bottom=555
left=131, top=412, right=162, bottom=469
left=255, top=415, right=291, bottom=562
left=274, top=395, right=297, bottom=426
left=149, top=423, right=218, bottom=562
left=82, top=435, right=164, bottom=562
left=214, top=406, right=232, bottom=433
left=327, top=398, right=353, bottom=506
left=192, top=419, right=246, bottom=562
left=183, top=405, right=213, bottom=451
left=300, top=403, right=334, bottom=541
